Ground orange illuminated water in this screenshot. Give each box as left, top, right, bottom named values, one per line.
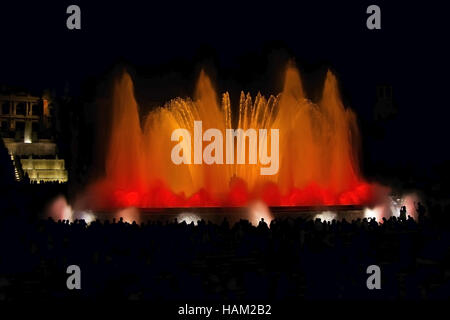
left=87, top=65, right=376, bottom=209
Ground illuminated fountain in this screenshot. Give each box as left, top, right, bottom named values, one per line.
left=86, top=64, right=377, bottom=209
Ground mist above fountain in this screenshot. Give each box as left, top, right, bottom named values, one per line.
left=87, top=65, right=376, bottom=209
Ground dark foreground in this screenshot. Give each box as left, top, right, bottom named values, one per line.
left=0, top=211, right=449, bottom=301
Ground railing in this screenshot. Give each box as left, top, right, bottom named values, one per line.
left=10, top=154, right=24, bottom=182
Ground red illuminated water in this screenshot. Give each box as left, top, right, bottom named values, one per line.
left=86, top=65, right=377, bottom=209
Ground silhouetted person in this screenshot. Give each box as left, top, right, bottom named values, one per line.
left=258, top=218, right=268, bottom=230
left=400, top=206, right=407, bottom=220
left=221, top=217, right=229, bottom=230
left=416, top=202, right=426, bottom=222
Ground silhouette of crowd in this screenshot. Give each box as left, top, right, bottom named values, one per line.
left=0, top=205, right=449, bottom=301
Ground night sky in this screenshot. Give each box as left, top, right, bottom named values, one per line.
left=0, top=1, right=449, bottom=178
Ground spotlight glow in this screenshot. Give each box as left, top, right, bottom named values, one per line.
left=363, top=192, right=422, bottom=221
left=402, top=193, right=420, bottom=219
left=79, top=211, right=95, bottom=224
left=46, top=195, right=73, bottom=221
left=115, top=207, right=141, bottom=224
left=363, top=207, right=383, bottom=221
left=177, top=212, right=200, bottom=225
left=247, top=201, right=273, bottom=226
left=314, top=211, right=337, bottom=222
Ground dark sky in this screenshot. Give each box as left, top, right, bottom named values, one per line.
left=0, top=1, right=449, bottom=174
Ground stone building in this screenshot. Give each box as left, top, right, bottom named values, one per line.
left=0, top=92, right=68, bottom=183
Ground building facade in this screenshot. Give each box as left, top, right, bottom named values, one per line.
left=0, top=93, right=68, bottom=183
